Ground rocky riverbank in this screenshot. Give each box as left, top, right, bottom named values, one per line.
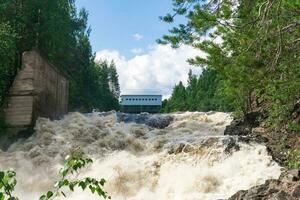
left=228, top=169, right=300, bottom=200
left=225, top=104, right=300, bottom=199
left=224, top=110, right=300, bottom=167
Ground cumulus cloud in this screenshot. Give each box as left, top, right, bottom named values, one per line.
left=132, top=33, right=143, bottom=41
left=131, top=48, right=144, bottom=54
left=95, top=44, right=205, bottom=99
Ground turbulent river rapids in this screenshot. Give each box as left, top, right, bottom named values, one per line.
left=0, top=112, right=282, bottom=200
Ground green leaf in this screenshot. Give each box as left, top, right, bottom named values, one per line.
left=46, top=191, right=53, bottom=199
left=0, top=193, right=4, bottom=200
left=0, top=171, right=4, bottom=180
left=69, top=183, right=75, bottom=191
left=58, top=181, right=64, bottom=188
left=62, top=179, right=69, bottom=186
left=39, top=195, right=46, bottom=200
left=89, top=185, right=95, bottom=193
left=79, top=181, right=86, bottom=190
left=99, top=178, right=106, bottom=186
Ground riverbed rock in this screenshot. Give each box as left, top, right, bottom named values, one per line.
left=280, top=169, right=300, bottom=182
left=292, top=184, right=300, bottom=198
left=224, top=111, right=261, bottom=136
left=168, top=143, right=185, bottom=154
left=117, top=112, right=173, bottom=129
left=228, top=169, right=300, bottom=200
left=223, top=137, right=240, bottom=154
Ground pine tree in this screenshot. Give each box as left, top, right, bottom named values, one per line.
left=108, top=61, right=120, bottom=99
left=165, top=81, right=187, bottom=112
left=186, top=69, right=198, bottom=111
left=163, top=68, right=234, bottom=112
left=159, top=0, right=300, bottom=126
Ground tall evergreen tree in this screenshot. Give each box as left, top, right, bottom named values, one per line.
left=163, top=68, right=234, bottom=112
left=164, top=81, right=187, bottom=112
left=159, top=0, right=300, bottom=126
left=108, top=61, right=120, bottom=99
left=186, top=69, right=198, bottom=111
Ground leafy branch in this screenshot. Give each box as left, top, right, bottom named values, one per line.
left=0, top=153, right=110, bottom=200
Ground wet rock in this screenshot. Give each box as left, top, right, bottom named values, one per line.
left=223, top=138, right=240, bottom=154
left=117, top=112, right=173, bottom=129
left=224, top=111, right=261, bottom=136
left=228, top=170, right=300, bottom=200
left=270, top=191, right=293, bottom=200
left=183, top=144, right=194, bottom=153
left=237, top=135, right=269, bottom=144
left=168, top=143, right=185, bottom=154
left=280, top=169, right=300, bottom=182
left=292, top=184, right=300, bottom=198
left=224, top=119, right=251, bottom=136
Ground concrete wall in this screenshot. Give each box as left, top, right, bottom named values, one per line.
left=120, top=95, right=162, bottom=106
left=5, top=50, right=68, bottom=129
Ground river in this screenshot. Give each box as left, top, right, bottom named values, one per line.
left=0, top=111, right=282, bottom=200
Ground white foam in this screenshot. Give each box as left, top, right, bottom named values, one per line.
left=0, top=112, right=281, bottom=200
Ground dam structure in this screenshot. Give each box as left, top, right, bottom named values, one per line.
left=4, top=50, right=69, bottom=133
left=120, top=95, right=162, bottom=113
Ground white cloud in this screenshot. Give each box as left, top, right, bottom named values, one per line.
left=95, top=44, right=205, bottom=99
left=132, top=33, right=143, bottom=41
left=131, top=48, right=144, bottom=54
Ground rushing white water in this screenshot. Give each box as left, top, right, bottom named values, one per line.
left=0, top=112, right=281, bottom=200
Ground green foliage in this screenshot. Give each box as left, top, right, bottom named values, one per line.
left=160, top=0, right=300, bottom=127
left=163, top=68, right=234, bottom=112
left=0, top=0, right=120, bottom=114
left=286, top=147, right=300, bottom=169
left=89, top=61, right=120, bottom=111
left=108, top=61, right=121, bottom=100
left=0, top=169, right=18, bottom=200
left=0, top=22, right=18, bottom=107
left=287, top=122, right=300, bottom=132
left=163, top=81, right=187, bottom=112
left=0, top=110, right=7, bottom=136
left=0, top=153, right=110, bottom=200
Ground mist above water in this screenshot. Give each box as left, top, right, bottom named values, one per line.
left=0, top=112, right=281, bottom=200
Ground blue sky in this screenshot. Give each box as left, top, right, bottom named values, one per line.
left=75, top=0, right=202, bottom=97
left=75, top=0, right=183, bottom=58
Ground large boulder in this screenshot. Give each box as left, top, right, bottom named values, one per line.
left=224, top=111, right=262, bottom=136
left=117, top=112, right=173, bottom=129
left=228, top=169, right=300, bottom=200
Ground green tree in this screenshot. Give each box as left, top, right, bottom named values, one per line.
left=0, top=0, right=120, bottom=115
left=186, top=69, right=198, bottom=111
left=159, top=0, right=300, bottom=127
left=0, top=22, right=18, bottom=106
left=93, top=61, right=120, bottom=111
left=165, top=81, right=187, bottom=112
left=108, top=61, right=120, bottom=99
left=164, top=68, right=234, bottom=112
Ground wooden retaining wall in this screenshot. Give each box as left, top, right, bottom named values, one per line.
left=5, top=50, right=69, bottom=130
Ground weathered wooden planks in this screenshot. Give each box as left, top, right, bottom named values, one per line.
left=5, top=96, right=33, bottom=126
left=5, top=50, right=69, bottom=130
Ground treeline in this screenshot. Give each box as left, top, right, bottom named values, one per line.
left=0, top=0, right=119, bottom=113
left=162, top=68, right=234, bottom=112
left=160, top=0, right=300, bottom=128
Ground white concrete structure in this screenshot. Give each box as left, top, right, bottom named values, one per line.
left=121, top=95, right=162, bottom=106
left=120, top=95, right=162, bottom=113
